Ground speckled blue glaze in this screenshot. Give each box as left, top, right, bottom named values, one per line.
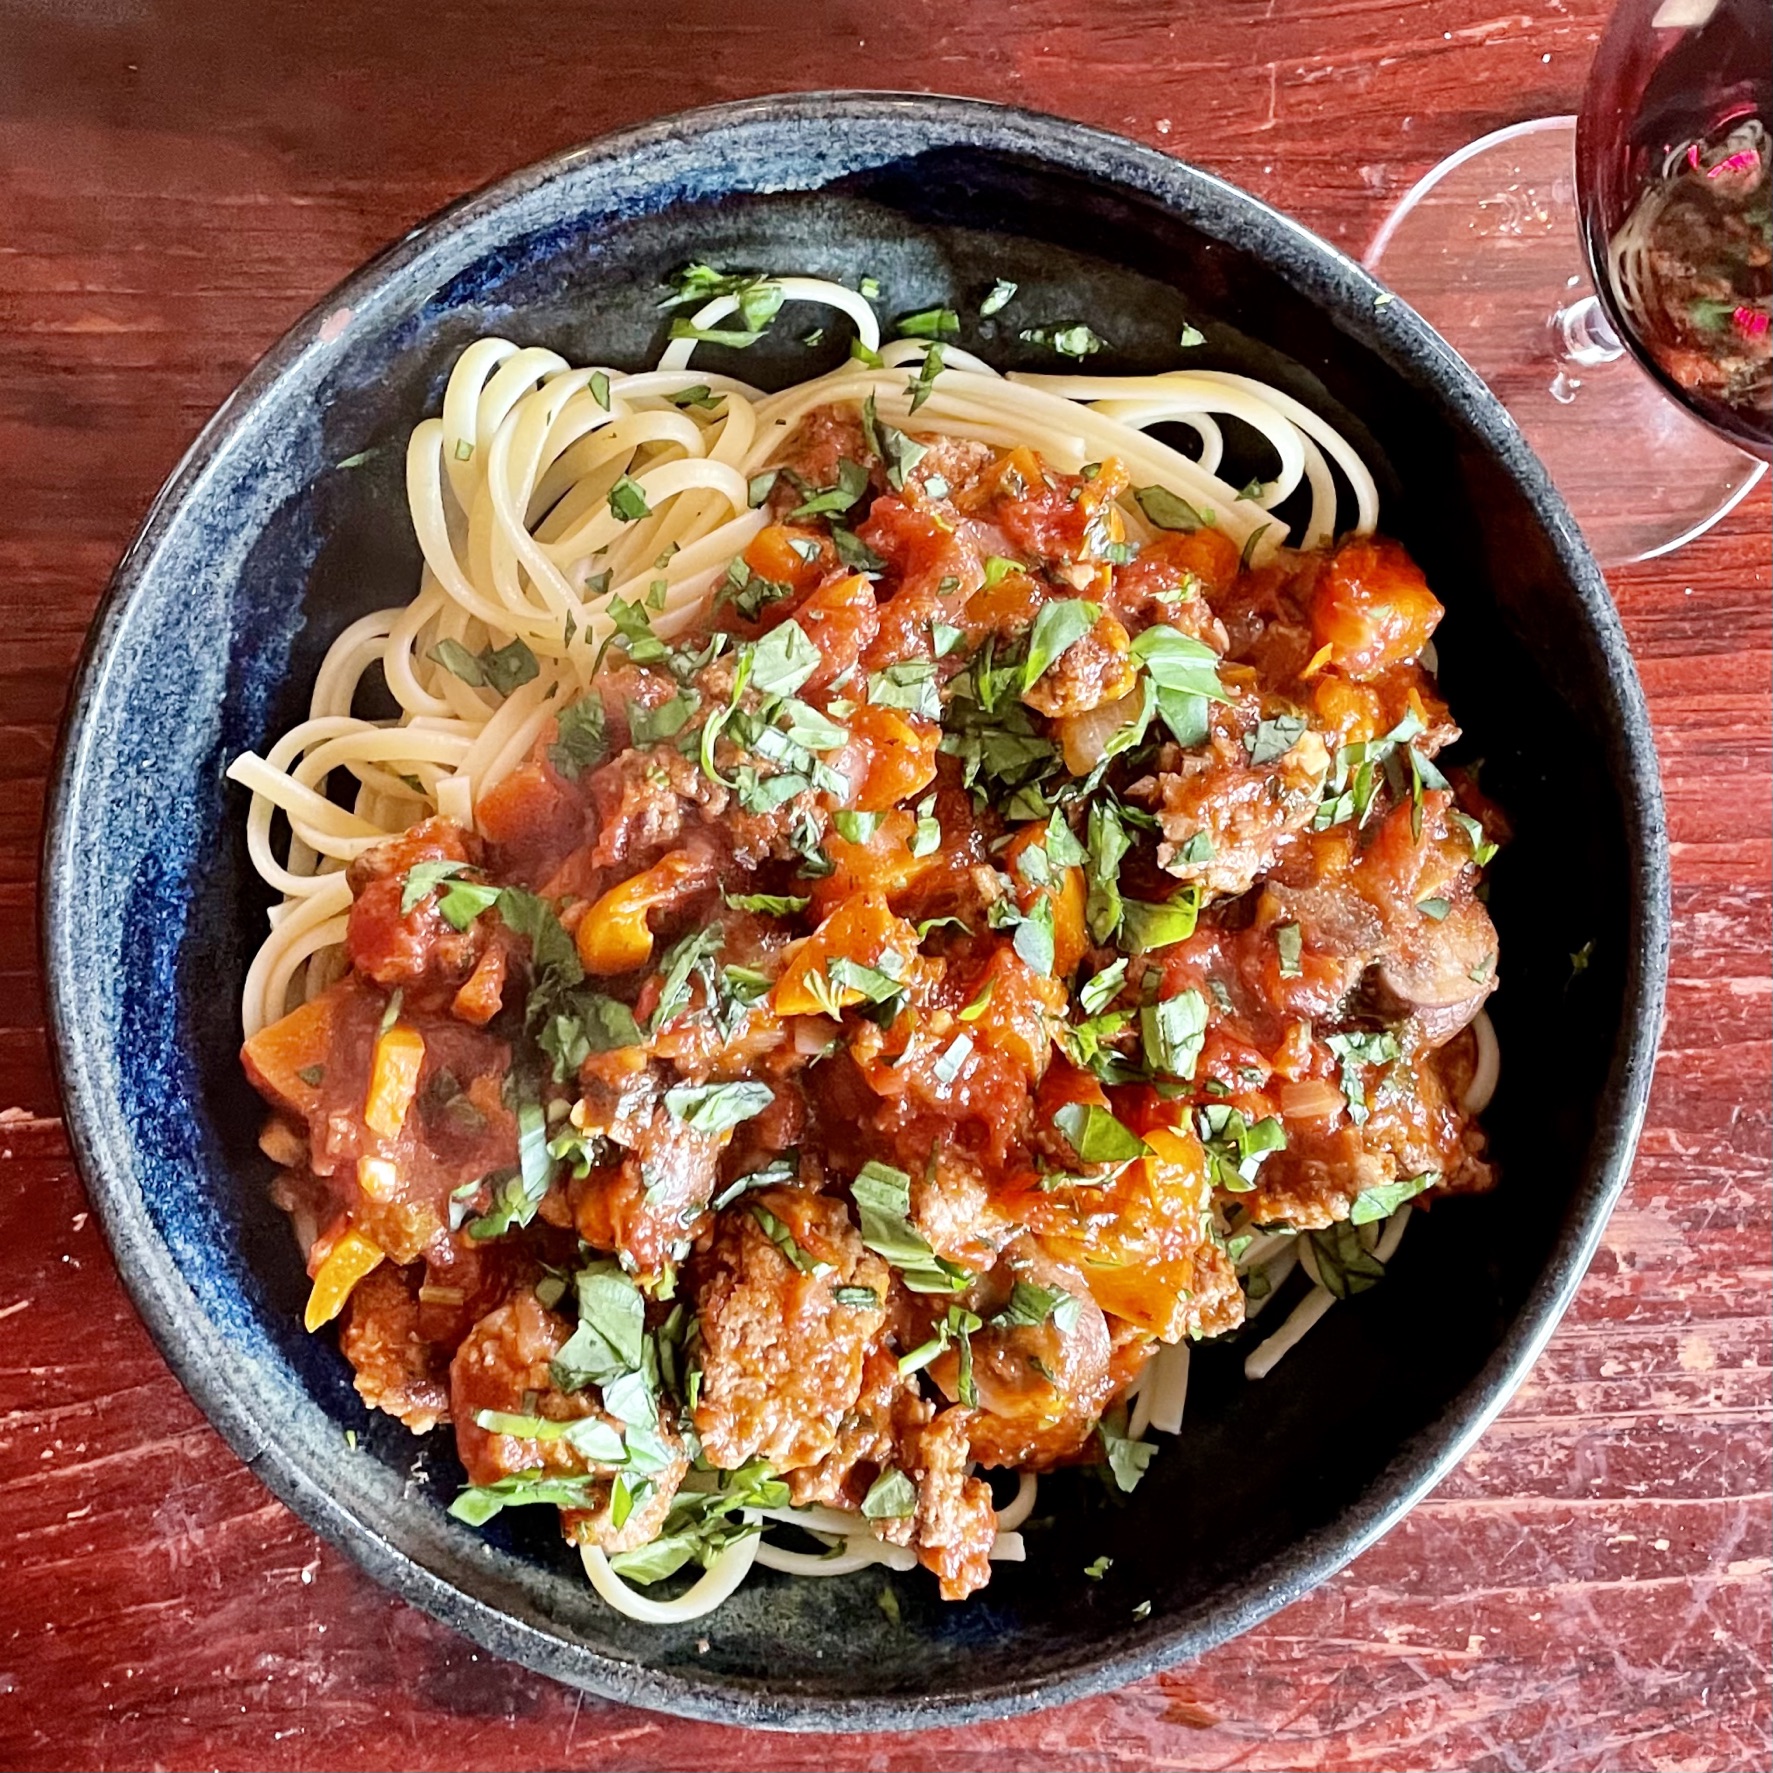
left=42, top=93, right=1669, bottom=1732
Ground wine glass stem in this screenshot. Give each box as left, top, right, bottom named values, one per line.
left=1554, top=293, right=1626, bottom=367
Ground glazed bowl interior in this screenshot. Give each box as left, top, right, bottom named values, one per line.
left=43, top=94, right=1665, bottom=1730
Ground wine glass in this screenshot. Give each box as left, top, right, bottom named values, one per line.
left=1364, top=0, right=1770, bottom=566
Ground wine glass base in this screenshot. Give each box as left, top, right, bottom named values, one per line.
left=1365, top=117, right=1766, bottom=566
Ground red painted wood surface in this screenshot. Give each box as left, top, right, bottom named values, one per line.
left=1, top=3, right=1767, bottom=1767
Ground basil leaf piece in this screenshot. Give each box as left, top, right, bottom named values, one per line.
left=607, top=476, right=652, bottom=522
left=629, top=690, right=699, bottom=748
left=870, top=660, right=942, bottom=720
left=1053, top=1102, right=1150, bottom=1165
left=1307, top=1220, right=1388, bottom=1298
left=850, top=1160, right=970, bottom=1294
left=473, top=1409, right=627, bottom=1465
left=1141, top=989, right=1208, bottom=1080
left=979, top=278, right=1018, bottom=317
left=1349, top=1170, right=1439, bottom=1226
left=787, top=458, right=870, bottom=520
left=429, top=637, right=486, bottom=686
left=860, top=393, right=928, bottom=491
left=1019, top=323, right=1106, bottom=358
left=1130, top=626, right=1229, bottom=702
left=861, top=1466, right=917, bottom=1519
left=1276, top=921, right=1304, bottom=977
left=1246, top=713, right=1308, bottom=768
left=752, top=1205, right=828, bottom=1275
left=746, top=618, right=822, bottom=698
left=549, top=697, right=609, bottom=778
left=448, top=1469, right=608, bottom=1525
left=479, top=639, right=540, bottom=696
left=1098, top=1411, right=1156, bottom=1492
left=1021, top=599, right=1100, bottom=693
left=724, top=891, right=810, bottom=917
left=1196, top=1104, right=1287, bottom=1191
left=1178, top=323, right=1206, bottom=348
left=1078, top=957, right=1128, bottom=1015
left=437, top=879, right=502, bottom=930
left=896, top=306, right=960, bottom=340
left=467, top=1101, right=555, bottom=1241
left=991, top=1280, right=1081, bottom=1333
left=1134, top=486, right=1211, bottom=532
left=401, top=859, right=473, bottom=914
left=1120, top=889, right=1201, bottom=953
left=550, top=1260, right=647, bottom=1392
left=664, top=1079, right=775, bottom=1136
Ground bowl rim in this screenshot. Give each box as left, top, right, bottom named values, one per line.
left=40, top=89, right=1670, bottom=1732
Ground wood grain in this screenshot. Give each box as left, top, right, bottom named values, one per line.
left=0, top=2, right=1766, bottom=1767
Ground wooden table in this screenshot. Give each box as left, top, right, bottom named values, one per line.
left=1, top=2, right=1767, bottom=1767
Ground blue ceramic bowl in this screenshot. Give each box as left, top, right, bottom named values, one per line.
left=41, top=93, right=1668, bottom=1730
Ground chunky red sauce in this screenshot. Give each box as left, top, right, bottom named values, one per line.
left=244, top=409, right=1501, bottom=1599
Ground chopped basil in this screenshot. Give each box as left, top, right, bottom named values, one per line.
left=988, top=892, right=1056, bottom=976
left=1238, top=523, right=1273, bottom=572
left=1417, top=896, right=1451, bottom=921
left=906, top=343, right=944, bottom=414
left=870, top=660, right=942, bottom=720
left=724, top=891, right=810, bottom=917
left=932, top=1034, right=974, bottom=1086
left=861, top=1466, right=917, bottom=1519
left=979, top=278, right=1018, bottom=317
left=400, top=858, right=473, bottom=914
left=1196, top=1104, right=1286, bottom=1191
left=788, top=458, right=869, bottom=520
left=1129, top=625, right=1228, bottom=702
left=467, top=1101, right=555, bottom=1240
left=667, top=320, right=766, bottom=349
left=436, top=878, right=503, bottom=930
left=1120, top=889, right=1201, bottom=953
left=663, top=1079, right=775, bottom=1136
left=536, top=991, right=642, bottom=1082
left=896, top=306, right=960, bottom=340
left=473, top=1409, right=626, bottom=1464
left=848, top=338, right=884, bottom=368
left=548, top=697, right=608, bottom=779
left=860, top=393, right=927, bottom=491
left=858, top=276, right=881, bottom=300
left=991, top=1280, right=1082, bottom=1333
left=1324, top=1029, right=1402, bottom=1126
left=712, top=1155, right=797, bottom=1211
left=746, top=618, right=822, bottom=697
left=296, top=1064, right=325, bottom=1088
left=910, top=794, right=941, bottom=858
left=1053, top=1102, right=1150, bottom=1165
left=751, top=1205, right=829, bottom=1275
left=983, top=555, right=1022, bottom=588
left=832, top=809, right=885, bottom=844
left=607, top=476, right=652, bottom=523
left=1178, top=323, right=1206, bottom=348
left=550, top=1260, right=647, bottom=1393
left=1079, top=957, right=1128, bottom=1015
left=1246, top=713, right=1308, bottom=768
left=1098, top=1409, right=1156, bottom=1492
left=448, top=1470, right=609, bottom=1526
left=747, top=470, right=779, bottom=508
left=1276, top=922, right=1303, bottom=977
left=1307, top=1220, right=1387, bottom=1298
left=1141, top=989, right=1208, bottom=1079
left=651, top=926, right=724, bottom=1032
left=1134, top=485, right=1211, bottom=533
left=830, top=524, right=887, bottom=574
left=1449, top=808, right=1498, bottom=866
left=850, top=1160, right=970, bottom=1294
left=629, top=690, right=699, bottom=748
left=1019, top=323, right=1106, bottom=358
left=833, top=1284, right=882, bottom=1309
left=957, top=977, right=995, bottom=1022
left=1021, top=599, right=1100, bottom=692
left=1085, top=800, right=1132, bottom=943
left=1349, top=1170, right=1438, bottom=1225
left=428, top=635, right=539, bottom=696
left=1084, top=1555, right=1112, bottom=1580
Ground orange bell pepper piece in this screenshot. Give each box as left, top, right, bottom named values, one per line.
left=364, top=1022, right=425, bottom=1138
left=848, top=703, right=940, bottom=812
left=772, top=893, right=922, bottom=1017
left=304, top=1228, right=385, bottom=1332
left=576, top=850, right=710, bottom=976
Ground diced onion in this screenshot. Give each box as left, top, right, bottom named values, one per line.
left=1057, top=687, right=1142, bottom=777
left=1279, top=1076, right=1345, bottom=1121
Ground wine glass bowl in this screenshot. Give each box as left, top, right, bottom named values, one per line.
left=1578, top=0, right=1773, bottom=459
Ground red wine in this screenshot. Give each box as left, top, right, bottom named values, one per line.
left=1578, top=0, right=1772, bottom=456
